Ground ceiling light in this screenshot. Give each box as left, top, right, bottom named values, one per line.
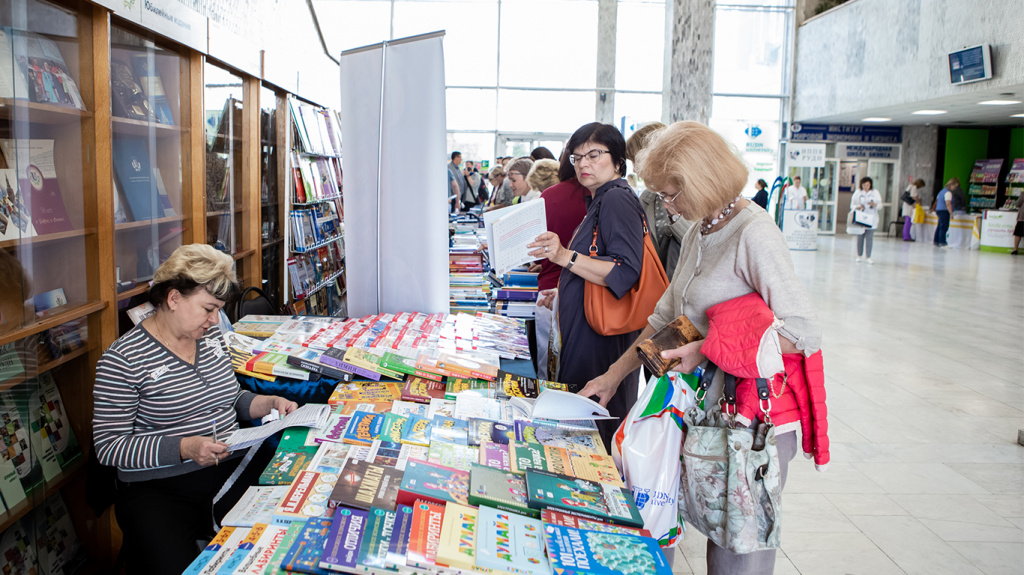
left=912, top=110, right=947, bottom=115
left=862, top=117, right=891, bottom=122
left=1012, top=113, right=1024, bottom=118
left=979, top=100, right=1022, bottom=105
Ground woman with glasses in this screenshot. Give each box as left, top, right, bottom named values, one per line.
left=527, top=122, right=650, bottom=449
left=581, top=122, right=823, bottom=574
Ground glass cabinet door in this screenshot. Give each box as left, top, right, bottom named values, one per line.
left=867, top=160, right=896, bottom=230
left=203, top=62, right=244, bottom=257
left=109, top=25, right=189, bottom=334
left=259, top=86, right=283, bottom=309
left=813, top=160, right=838, bottom=234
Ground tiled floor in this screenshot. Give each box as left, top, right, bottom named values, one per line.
left=671, top=233, right=1024, bottom=574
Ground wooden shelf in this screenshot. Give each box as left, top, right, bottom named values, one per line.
left=0, top=99, right=92, bottom=124
left=0, top=344, right=94, bottom=392
left=0, top=227, right=95, bottom=249
left=206, top=207, right=245, bottom=217
left=0, top=301, right=107, bottom=347
left=232, top=248, right=256, bottom=261
left=0, top=458, right=86, bottom=534
left=114, top=215, right=183, bottom=232
left=116, top=283, right=149, bottom=302
left=111, top=116, right=187, bottom=136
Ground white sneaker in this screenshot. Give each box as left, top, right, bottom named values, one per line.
left=867, top=258, right=874, bottom=265
left=856, top=257, right=862, bottom=263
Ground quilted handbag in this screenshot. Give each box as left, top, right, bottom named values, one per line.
left=678, top=364, right=783, bottom=554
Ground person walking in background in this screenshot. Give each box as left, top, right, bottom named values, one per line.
left=851, top=176, right=881, bottom=263
left=1012, top=193, right=1024, bottom=255
left=627, top=122, right=692, bottom=278
left=462, top=160, right=481, bottom=210
left=448, top=151, right=468, bottom=210
left=752, top=179, right=769, bottom=209
left=933, top=178, right=957, bottom=247
left=902, top=178, right=924, bottom=241
left=786, top=176, right=808, bottom=210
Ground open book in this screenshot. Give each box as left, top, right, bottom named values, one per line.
left=484, top=199, right=547, bottom=277
left=224, top=403, right=331, bottom=451
left=507, top=389, right=616, bottom=421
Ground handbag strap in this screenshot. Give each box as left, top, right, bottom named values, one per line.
left=588, top=188, right=651, bottom=257
left=700, top=361, right=772, bottom=423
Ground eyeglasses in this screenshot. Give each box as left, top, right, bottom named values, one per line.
left=569, top=149, right=611, bottom=166
left=655, top=189, right=682, bottom=203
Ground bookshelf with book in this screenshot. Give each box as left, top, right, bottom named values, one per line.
left=284, top=96, right=346, bottom=317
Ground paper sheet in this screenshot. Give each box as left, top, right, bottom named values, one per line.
left=224, top=403, right=330, bottom=451
left=484, top=199, right=548, bottom=276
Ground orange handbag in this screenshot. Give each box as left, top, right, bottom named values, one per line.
left=583, top=209, right=670, bottom=336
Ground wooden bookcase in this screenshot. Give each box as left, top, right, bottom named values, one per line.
left=0, top=0, right=320, bottom=569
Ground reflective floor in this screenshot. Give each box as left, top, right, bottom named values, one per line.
left=671, top=232, right=1024, bottom=575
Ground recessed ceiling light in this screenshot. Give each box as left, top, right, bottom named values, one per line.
left=912, top=110, right=947, bottom=115
left=979, top=100, right=1023, bottom=105
left=862, top=117, right=891, bottom=122
left=1012, top=113, right=1024, bottom=118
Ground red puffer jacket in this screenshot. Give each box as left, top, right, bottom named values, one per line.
left=701, top=293, right=830, bottom=470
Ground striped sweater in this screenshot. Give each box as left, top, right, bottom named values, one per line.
left=93, top=324, right=255, bottom=481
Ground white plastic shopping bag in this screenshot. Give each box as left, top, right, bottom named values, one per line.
left=612, top=373, right=692, bottom=547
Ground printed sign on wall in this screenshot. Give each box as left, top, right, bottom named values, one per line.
left=786, top=143, right=826, bottom=168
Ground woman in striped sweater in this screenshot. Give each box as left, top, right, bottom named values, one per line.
left=94, top=244, right=297, bottom=575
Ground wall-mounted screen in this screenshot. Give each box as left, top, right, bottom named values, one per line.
left=949, top=44, right=992, bottom=85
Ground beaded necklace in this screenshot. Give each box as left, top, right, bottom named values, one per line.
left=700, top=196, right=742, bottom=235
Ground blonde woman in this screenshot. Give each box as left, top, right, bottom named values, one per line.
left=94, top=244, right=297, bottom=574
left=527, top=158, right=560, bottom=197
left=582, top=122, right=822, bottom=575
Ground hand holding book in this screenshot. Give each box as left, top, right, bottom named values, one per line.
left=635, top=315, right=705, bottom=377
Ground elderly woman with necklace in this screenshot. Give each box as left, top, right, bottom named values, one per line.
left=94, top=244, right=297, bottom=575
left=580, top=122, right=822, bottom=574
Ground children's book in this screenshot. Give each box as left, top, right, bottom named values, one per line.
left=355, top=507, right=400, bottom=573
left=367, top=439, right=403, bottom=468
left=308, top=414, right=350, bottom=445
left=427, top=442, right=479, bottom=470
left=542, top=524, right=672, bottom=575
left=401, top=376, right=447, bottom=402
left=514, top=421, right=605, bottom=455
left=260, top=522, right=304, bottom=575
left=541, top=509, right=652, bottom=538
left=397, top=459, right=470, bottom=507
left=342, top=411, right=383, bottom=446
left=468, top=463, right=536, bottom=518
left=435, top=502, right=483, bottom=572
left=258, top=446, right=317, bottom=485
left=383, top=352, right=444, bottom=383
left=318, top=506, right=369, bottom=573
left=430, top=415, right=470, bottom=445
left=182, top=526, right=245, bottom=575
left=566, top=449, right=624, bottom=487
left=495, top=370, right=541, bottom=400
left=389, top=399, right=429, bottom=418
left=30, top=372, right=82, bottom=481
left=235, top=524, right=290, bottom=575
left=479, top=442, right=512, bottom=472
left=306, top=442, right=369, bottom=476
left=445, top=377, right=492, bottom=400
left=455, top=395, right=507, bottom=422
left=406, top=499, right=445, bottom=572
left=222, top=486, right=291, bottom=527
left=468, top=418, right=516, bottom=446
left=216, top=522, right=269, bottom=575
left=509, top=441, right=572, bottom=476
left=327, top=381, right=400, bottom=404
left=280, top=516, right=334, bottom=575
left=385, top=504, right=416, bottom=570
left=524, top=469, right=643, bottom=528
left=0, top=388, right=43, bottom=497
left=476, top=506, right=549, bottom=575
left=379, top=412, right=408, bottom=443
left=396, top=444, right=430, bottom=471
left=329, top=459, right=401, bottom=511
left=273, top=471, right=337, bottom=525
left=427, top=398, right=456, bottom=419
left=400, top=414, right=432, bottom=446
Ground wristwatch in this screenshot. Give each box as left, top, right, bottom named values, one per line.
left=565, top=251, right=579, bottom=270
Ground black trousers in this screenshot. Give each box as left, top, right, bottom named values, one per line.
left=114, top=442, right=275, bottom=575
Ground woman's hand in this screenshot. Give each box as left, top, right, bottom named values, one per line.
left=662, top=340, right=707, bottom=375
left=250, top=395, right=299, bottom=420
left=577, top=371, right=622, bottom=408
left=527, top=232, right=569, bottom=265
left=180, top=435, right=228, bottom=467
left=270, top=396, right=299, bottom=416
left=537, top=289, right=556, bottom=310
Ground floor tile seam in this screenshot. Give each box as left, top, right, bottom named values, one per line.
left=823, top=493, right=911, bottom=517
left=847, top=461, right=995, bottom=495
left=914, top=515, right=1023, bottom=531
left=852, top=515, right=987, bottom=574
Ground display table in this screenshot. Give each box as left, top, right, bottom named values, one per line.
left=919, top=212, right=981, bottom=250
left=979, top=210, right=1017, bottom=253
left=782, top=209, right=818, bottom=251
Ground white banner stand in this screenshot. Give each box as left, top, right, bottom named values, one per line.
left=782, top=209, right=819, bottom=251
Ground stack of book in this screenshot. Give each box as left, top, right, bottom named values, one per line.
left=186, top=360, right=672, bottom=575
left=494, top=271, right=539, bottom=319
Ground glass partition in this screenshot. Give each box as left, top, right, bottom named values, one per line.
left=204, top=62, right=244, bottom=256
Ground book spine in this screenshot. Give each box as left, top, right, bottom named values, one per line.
left=286, top=356, right=354, bottom=382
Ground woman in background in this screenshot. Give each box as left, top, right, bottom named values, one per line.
left=527, top=159, right=560, bottom=198
left=506, top=157, right=536, bottom=204
left=851, top=177, right=881, bottom=263
left=902, top=178, right=924, bottom=241
left=752, top=179, right=769, bottom=210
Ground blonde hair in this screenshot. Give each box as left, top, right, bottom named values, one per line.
left=527, top=159, right=560, bottom=192
left=149, top=244, right=238, bottom=306
left=488, top=166, right=505, bottom=179
left=636, top=121, right=748, bottom=220
left=625, top=122, right=666, bottom=163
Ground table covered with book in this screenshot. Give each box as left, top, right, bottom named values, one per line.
left=188, top=312, right=672, bottom=575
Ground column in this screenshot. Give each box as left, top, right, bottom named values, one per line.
left=595, top=0, right=617, bottom=124
left=662, top=0, right=714, bottom=124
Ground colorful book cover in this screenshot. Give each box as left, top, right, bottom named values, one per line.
left=389, top=400, right=429, bottom=418
left=479, top=442, right=512, bottom=472
left=318, top=506, right=368, bottom=572
left=386, top=504, right=415, bottom=569
left=428, top=398, right=456, bottom=419
left=368, top=439, right=403, bottom=468
left=280, top=516, right=334, bottom=575
left=355, top=507, right=400, bottom=573
left=286, top=350, right=354, bottom=382
left=308, top=443, right=365, bottom=476
left=216, top=522, right=268, bottom=575
left=468, top=464, right=536, bottom=519
left=329, top=459, right=402, bottom=511
left=396, top=444, right=430, bottom=471
left=379, top=413, right=408, bottom=443
left=397, top=459, right=469, bottom=507
left=435, top=502, right=482, bottom=572
left=32, top=373, right=82, bottom=480
left=524, top=469, right=643, bottom=528
left=454, top=395, right=505, bottom=422
left=430, top=415, right=470, bottom=445
left=509, top=442, right=572, bottom=477
left=542, top=524, right=671, bottom=575
left=261, top=522, right=304, bottom=575
left=445, top=377, right=492, bottom=400
left=237, top=524, right=290, bottom=575
left=541, top=509, right=652, bottom=538
left=33, top=493, right=83, bottom=575
left=496, top=370, right=541, bottom=400
left=321, top=349, right=381, bottom=381
left=279, top=427, right=311, bottom=451
left=335, top=401, right=394, bottom=416
left=182, top=526, right=244, bottom=575
left=437, top=352, right=498, bottom=381
left=514, top=421, right=604, bottom=454
left=469, top=418, right=516, bottom=446
left=327, top=381, right=400, bottom=404
left=401, top=376, right=447, bottom=402
left=406, top=500, right=445, bottom=571
left=428, top=442, right=479, bottom=470
left=111, top=135, right=160, bottom=222
left=222, top=485, right=291, bottom=528
left=476, top=506, right=549, bottom=574
left=400, top=413, right=432, bottom=447
left=382, top=352, right=444, bottom=382
left=258, top=446, right=318, bottom=485
left=567, top=449, right=624, bottom=488
left=0, top=388, right=44, bottom=497
left=309, top=414, right=350, bottom=445
left=273, top=471, right=336, bottom=525
left=1, top=139, right=73, bottom=233
left=342, top=411, right=383, bottom=446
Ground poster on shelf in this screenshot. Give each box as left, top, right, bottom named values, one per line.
left=969, top=159, right=1003, bottom=183
left=1005, top=158, right=1024, bottom=184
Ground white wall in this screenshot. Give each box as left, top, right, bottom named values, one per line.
left=793, top=0, right=1024, bottom=121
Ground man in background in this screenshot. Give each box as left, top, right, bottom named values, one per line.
left=787, top=176, right=808, bottom=210
left=448, top=151, right=468, bottom=211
